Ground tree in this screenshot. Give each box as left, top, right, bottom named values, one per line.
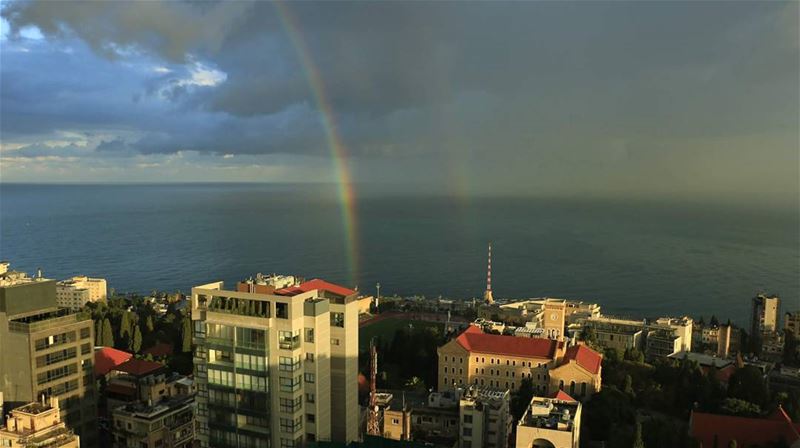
left=728, top=366, right=768, bottom=406
left=623, top=374, right=635, bottom=398
left=709, top=315, right=719, bottom=327
left=720, top=398, right=762, bottom=417
left=95, top=320, right=102, bottom=345
left=180, top=317, right=192, bottom=353
left=131, top=325, right=142, bottom=353
left=728, top=440, right=737, bottom=448
left=511, top=378, right=534, bottom=420
left=120, top=311, right=133, bottom=346
left=101, top=318, right=114, bottom=347
left=582, top=326, right=597, bottom=345
left=624, top=348, right=645, bottom=363
left=632, top=421, right=645, bottom=448
left=145, top=315, right=155, bottom=334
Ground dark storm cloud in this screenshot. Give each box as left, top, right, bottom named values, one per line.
left=1, top=1, right=797, bottom=199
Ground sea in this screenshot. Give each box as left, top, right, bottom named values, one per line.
left=1, top=183, right=798, bottom=326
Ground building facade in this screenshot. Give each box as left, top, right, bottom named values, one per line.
left=515, top=395, right=581, bottom=448
left=438, top=325, right=565, bottom=395
left=548, top=345, right=602, bottom=402
left=751, top=294, right=780, bottom=336
left=0, top=396, right=80, bottom=448
left=191, top=276, right=359, bottom=448
left=458, top=386, right=512, bottom=448
left=0, top=265, right=97, bottom=447
left=111, top=395, right=194, bottom=448
left=785, top=311, right=800, bottom=339
left=583, top=317, right=644, bottom=352
left=56, top=276, right=107, bottom=311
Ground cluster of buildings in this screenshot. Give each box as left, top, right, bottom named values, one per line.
left=1, top=258, right=799, bottom=448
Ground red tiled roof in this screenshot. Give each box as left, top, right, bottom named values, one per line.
left=560, top=344, right=602, bottom=374
left=113, top=358, right=164, bottom=376
left=94, top=347, right=133, bottom=377
left=551, top=390, right=578, bottom=402
left=276, top=279, right=356, bottom=297
left=690, top=409, right=800, bottom=448
left=455, top=326, right=558, bottom=359
left=142, top=342, right=173, bottom=357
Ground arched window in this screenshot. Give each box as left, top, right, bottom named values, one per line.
left=559, top=380, right=564, bottom=390
left=581, top=382, right=587, bottom=397
left=570, top=381, right=576, bottom=395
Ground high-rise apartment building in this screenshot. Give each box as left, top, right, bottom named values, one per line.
left=0, top=265, right=97, bottom=447
left=56, top=276, right=107, bottom=311
left=459, top=386, right=512, bottom=448
left=785, top=311, right=800, bottom=339
left=0, top=396, right=80, bottom=448
left=751, top=294, right=780, bottom=336
left=191, top=275, right=359, bottom=448
left=111, top=394, right=195, bottom=448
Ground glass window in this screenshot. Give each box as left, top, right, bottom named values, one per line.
left=304, top=373, right=315, bottom=383
left=279, top=330, right=301, bottom=350
left=304, top=328, right=314, bottom=343
left=330, top=312, right=345, bottom=328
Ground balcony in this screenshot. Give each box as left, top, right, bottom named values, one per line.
left=9, top=311, right=86, bottom=334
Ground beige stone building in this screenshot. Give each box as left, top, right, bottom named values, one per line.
left=583, top=316, right=644, bottom=352
left=438, top=325, right=566, bottom=395
left=111, top=394, right=194, bottom=448
left=785, top=311, right=800, bottom=339
left=0, top=396, right=80, bottom=448
left=191, top=276, right=359, bottom=448
left=548, top=345, right=602, bottom=402
left=515, top=394, right=581, bottom=448
left=0, top=265, right=97, bottom=447
left=56, top=276, right=107, bottom=310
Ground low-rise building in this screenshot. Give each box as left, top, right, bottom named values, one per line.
left=56, top=276, right=107, bottom=310
left=0, top=396, right=80, bottom=448
left=515, top=393, right=581, bottom=448
left=548, top=344, right=602, bottom=401
left=111, top=394, right=194, bottom=448
left=583, top=317, right=644, bottom=352
left=438, top=325, right=565, bottom=394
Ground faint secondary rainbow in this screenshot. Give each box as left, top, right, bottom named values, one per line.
left=274, top=1, right=360, bottom=285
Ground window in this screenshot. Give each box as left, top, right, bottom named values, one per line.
left=279, top=376, right=302, bottom=392
left=306, top=353, right=315, bottom=362
left=581, top=382, right=587, bottom=397
left=331, top=338, right=340, bottom=346
left=304, top=328, right=314, bottom=343
left=279, top=330, right=301, bottom=350
left=463, top=427, right=472, bottom=437
left=276, top=302, right=289, bottom=319
left=330, top=312, right=345, bottom=328
left=463, top=414, right=473, bottom=424
left=80, top=327, right=91, bottom=339
left=490, top=359, right=494, bottom=364
left=280, top=356, right=301, bottom=372
left=304, top=373, right=315, bottom=383
left=306, top=393, right=315, bottom=403
left=280, top=396, right=302, bottom=413
left=306, top=413, right=315, bottom=423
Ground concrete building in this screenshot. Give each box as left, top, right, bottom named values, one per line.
left=438, top=325, right=566, bottom=395
left=0, top=265, right=97, bottom=447
left=751, top=294, right=780, bottom=336
left=373, top=390, right=460, bottom=444
left=583, top=317, right=644, bottom=352
left=645, top=317, right=693, bottom=360
left=492, top=299, right=600, bottom=330
left=56, top=276, right=107, bottom=311
left=515, top=394, right=581, bottom=448
left=458, top=386, right=512, bottom=448
left=111, top=394, right=194, bottom=448
left=0, top=396, right=80, bottom=448
left=191, top=276, right=360, bottom=448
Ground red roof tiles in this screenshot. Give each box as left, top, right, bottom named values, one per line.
left=455, top=326, right=558, bottom=359
left=94, top=347, right=133, bottom=377
left=276, top=279, right=356, bottom=297
left=113, top=358, right=164, bottom=377
left=690, top=409, right=800, bottom=448
left=551, top=389, right=578, bottom=402
left=560, top=344, right=602, bottom=374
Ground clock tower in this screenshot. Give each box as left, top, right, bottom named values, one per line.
left=543, top=299, right=566, bottom=340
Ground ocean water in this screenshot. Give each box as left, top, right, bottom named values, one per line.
left=0, top=183, right=797, bottom=326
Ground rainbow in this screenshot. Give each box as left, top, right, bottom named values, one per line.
left=274, top=1, right=360, bottom=286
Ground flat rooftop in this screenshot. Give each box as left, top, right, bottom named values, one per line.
left=519, top=397, right=579, bottom=432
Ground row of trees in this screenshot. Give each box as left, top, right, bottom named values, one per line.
left=84, top=292, right=193, bottom=374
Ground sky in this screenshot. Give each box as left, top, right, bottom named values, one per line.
left=0, top=1, right=798, bottom=202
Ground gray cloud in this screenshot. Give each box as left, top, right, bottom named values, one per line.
left=1, top=1, right=797, bottom=201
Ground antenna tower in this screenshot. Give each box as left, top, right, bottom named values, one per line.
left=483, top=242, right=494, bottom=304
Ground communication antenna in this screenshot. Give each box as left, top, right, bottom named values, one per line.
left=483, top=243, right=494, bottom=304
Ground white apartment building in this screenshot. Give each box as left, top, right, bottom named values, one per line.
left=191, top=276, right=359, bottom=448
left=56, top=276, right=107, bottom=310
